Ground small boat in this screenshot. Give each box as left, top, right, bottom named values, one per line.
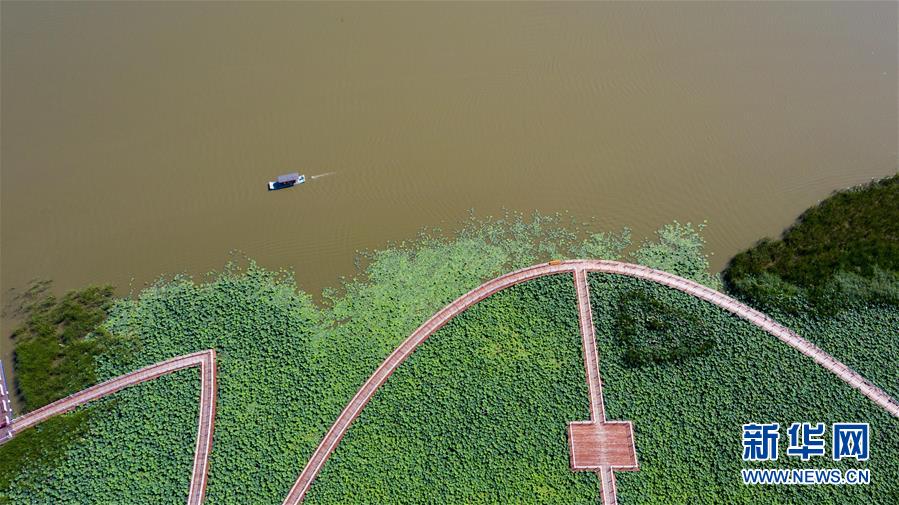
left=268, top=172, right=306, bottom=191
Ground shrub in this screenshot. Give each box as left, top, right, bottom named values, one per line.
left=725, top=175, right=899, bottom=296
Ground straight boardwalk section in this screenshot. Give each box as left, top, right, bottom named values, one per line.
left=2, top=350, right=217, bottom=505
left=574, top=268, right=606, bottom=422
left=283, top=259, right=899, bottom=505
left=573, top=268, right=636, bottom=505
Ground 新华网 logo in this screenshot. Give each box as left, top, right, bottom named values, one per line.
left=740, top=422, right=871, bottom=485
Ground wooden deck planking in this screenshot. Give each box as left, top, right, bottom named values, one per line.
left=4, top=261, right=888, bottom=505
left=2, top=350, right=217, bottom=505
left=569, top=421, right=638, bottom=470
left=574, top=268, right=606, bottom=422
left=572, top=268, right=637, bottom=505
left=283, top=260, right=899, bottom=505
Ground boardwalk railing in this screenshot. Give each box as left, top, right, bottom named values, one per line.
left=282, top=259, right=899, bottom=505
left=2, top=350, right=217, bottom=505
left=3, top=260, right=896, bottom=505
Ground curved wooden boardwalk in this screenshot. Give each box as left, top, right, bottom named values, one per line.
left=2, top=350, right=217, bottom=505
left=283, top=259, right=899, bottom=505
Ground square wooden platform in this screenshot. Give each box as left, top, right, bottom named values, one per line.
left=568, top=421, right=639, bottom=471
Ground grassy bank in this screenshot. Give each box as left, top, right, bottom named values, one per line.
left=10, top=285, right=116, bottom=411
left=724, top=175, right=899, bottom=312
left=724, top=174, right=899, bottom=399
left=0, top=286, right=117, bottom=496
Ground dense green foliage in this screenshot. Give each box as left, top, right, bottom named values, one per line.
left=615, top=289, right=713, bottom=367
left=590, top=274, right=899, bottom=504
left=0, top=413, right=89, bottom=495
left=1, top=286, right=118, bottom=501
left=1, top=215, right=713, bottom=503
left=3, top=214, right=660, bottom=503
left=722, top=174, right=899, bottom=399
left=306, top=276, right=596, bottom=503
left=788, top=303, right=899, bottom=401
left=3, top=372, right=198, bottom=504
left=725, top=175, right=899, bottom=309
left=642, top=175, right=899, bottom=501
left=11, top=285, right=116, bottom=410
left=2, top=211, right=895, bottom=504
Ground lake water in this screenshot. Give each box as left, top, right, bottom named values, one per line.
left=1, top=1, right=896, bottom=365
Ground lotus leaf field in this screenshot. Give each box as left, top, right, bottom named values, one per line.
left=304, top=275, right=596, bottom=504
left=590, top=274, right=899, bottom=505
left=1, top=207, right=897, bottom=504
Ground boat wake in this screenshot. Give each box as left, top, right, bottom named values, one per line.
left=310, top=172, right=336, bottom=180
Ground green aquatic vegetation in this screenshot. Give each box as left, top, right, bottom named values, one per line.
left=0, top=412, right=90, bottom=499
left=569, top=228, right=632, bottom=260
left=306, top=275, right=597, bottom=504
left=777, top=302, right=899, bottom=402
left=307, top=271, right=898, bottom=504
left=3, top=371, right=198, bottom=504
left=723, top=271, right=809, bottom=315
left=589, top=274, right=899, bottom=505
left=725, top=174, right=899, bottom=302
left=1, top=215, right=714, bottom=503
left=4, top=212, right=893, bottom=504
left=722, top=174, right=899, bottom=399
left=630, top=221, right=720, bottom=289
left=11, top=285, right=116, bottom=411
left=1, top=286, right=119, bottom=499
left=98, top=266, right=327, bottom=504
left=820, top=268, right=899, bottom=312
left=615, top=289, right=713, bottom=367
